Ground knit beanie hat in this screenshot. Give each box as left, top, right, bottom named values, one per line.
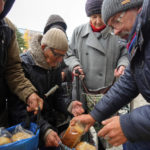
left=85, top=0, right=103, bottom=17
left=41, top=28, right=68, bottom=51
left=102, top=0, right=143, bottom=24
left=43, top=14, right=67, bottom=34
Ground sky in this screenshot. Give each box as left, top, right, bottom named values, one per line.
left=7, top=0, right=89, bottom=38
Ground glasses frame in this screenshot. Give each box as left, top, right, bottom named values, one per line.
left=45, top=46, right=65, bottom=58
left=109, top=12, right=125, bottom=34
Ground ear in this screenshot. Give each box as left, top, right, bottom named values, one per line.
left=41, top=44, right=46, bottom=51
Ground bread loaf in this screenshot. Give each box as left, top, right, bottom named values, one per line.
left=61, top=122, right=85, bottom=148
left=12, top=132, right=32, bottom=142
left=76, top=142, right=96, bottom=150
left=0, top=137, right=12, bottom=145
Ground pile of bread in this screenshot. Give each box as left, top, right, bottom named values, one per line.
left=0, top=126, right=33, bottom=146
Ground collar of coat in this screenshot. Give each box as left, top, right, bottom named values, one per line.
left=81, top=22, right=110, bottom=39
left=78, top=23, right=111, bottom=55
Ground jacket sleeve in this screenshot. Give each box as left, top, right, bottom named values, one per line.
left=116, top=39, right=129, bottom=68
left=64, top=28, right=81, bottom=71
left=120, top=105, right=150, bottom=142
left=90, top=65, right=139, bottom=122
left=4, top=18, right=37, bottom=102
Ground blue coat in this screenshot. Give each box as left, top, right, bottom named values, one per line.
left=91, top=0, right=150, bottom=142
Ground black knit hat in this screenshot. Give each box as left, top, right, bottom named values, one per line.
left=43, top=14, right=67, bottom=34
left=85, top=0, right=103, bottom=17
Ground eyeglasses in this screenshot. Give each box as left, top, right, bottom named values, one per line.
left=109, top=12, right=125, bottom=34
left=45, top=47, right=65, bottom=58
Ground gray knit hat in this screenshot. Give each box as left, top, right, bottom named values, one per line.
left=41, top=28, right=68, bottom=51
left=43, top=14, right=67, bottom=34
left=85, top=0, right=103, bottom=17
left=102, top=0, right=143, bottom=24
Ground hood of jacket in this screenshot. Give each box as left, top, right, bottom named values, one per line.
left=28, top=34, right=51, bottom=70
left=0, top=0, right=15, bottom=20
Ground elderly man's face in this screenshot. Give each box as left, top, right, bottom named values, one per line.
left=107, top=9, right=139, bottom=39
left=43, top=46, right=66, bottom=67
left=90, top=14, right=105, bottom=28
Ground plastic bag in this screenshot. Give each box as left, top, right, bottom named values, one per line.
left=0, top=127, right=12, bottom=146
left=61, top=121, right=85, bottom=148
left=11, top=125, right=34, bottom=142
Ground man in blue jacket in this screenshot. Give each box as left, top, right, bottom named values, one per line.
left=71, top=0, right=150, bottom=149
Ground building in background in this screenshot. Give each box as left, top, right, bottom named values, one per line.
left=18, top=28, right=41, bottom=53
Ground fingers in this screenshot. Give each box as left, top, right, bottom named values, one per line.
left=73, top=66, right=84, bottom=77
left=45, top=131, right=61, bottom=147
left=26, top=93, right=43, bottom=115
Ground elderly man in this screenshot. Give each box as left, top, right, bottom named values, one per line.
left=8, top=28, right=84, bottom=150
left=0, top=0, right=43, bottom=127
left=71, top=0, right=150, bottom=149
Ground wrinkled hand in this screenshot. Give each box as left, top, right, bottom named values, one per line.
left=73, top=66, right=85, bottom=79
left=71, top=101, right=84, bottom=116
left=98, top=116, right=127, bottom=146
left=45, top=130, right=61, bottom=147
left=26, top=93, right=43, bottom=115
left=70, top=114, right=95, bottom=132
left=114, top=66, right=125, bottom=77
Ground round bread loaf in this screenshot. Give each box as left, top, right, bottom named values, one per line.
left=76, top=142, right=96, bottom=150
left=12, top=132, right=32, bottom=142
left=0, top=137, right=12, bottom=145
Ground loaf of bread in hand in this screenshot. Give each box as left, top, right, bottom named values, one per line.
left=12, top=132, right=33, bottom=142
left=61, top=122, right=85, bottom=148
left=76, top=142, right=96, bottom=150
left=0, top=137, right=12, bottom=145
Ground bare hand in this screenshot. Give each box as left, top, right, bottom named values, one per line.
left=114, top=66, right=125, bottom=77
left=73, top=66, right=85, bottom=78
left=26, top=93, right=43, bottom=115
left=98, top=116, right=127, bottom=146
left=71, top=101, right=84, bottom=116
left=45, top=130, right=61, bottom=147
left=70, top=114, right=95, bottom=132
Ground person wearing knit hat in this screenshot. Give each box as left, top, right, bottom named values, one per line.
left=70, top=0, right=150, bottom=150
left=43, top=14, right=67, bottom=34
left=102, top=0, right=143, bottom=39
left=8, top=27, right=84, bottom=150
left=102, top=0, right=143, bottom=25
left=64, top=0, right=129, bottom=149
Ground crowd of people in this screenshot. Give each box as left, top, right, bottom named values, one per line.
left=1, top=0, right=150, bottom=150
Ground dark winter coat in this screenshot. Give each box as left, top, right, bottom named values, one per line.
left=91, top=0, right=150, bottom=143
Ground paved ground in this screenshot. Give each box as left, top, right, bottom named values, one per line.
left=105, top=94, right=149, bottom=150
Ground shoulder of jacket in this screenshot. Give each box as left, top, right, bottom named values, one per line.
left=73, top=23, right=87, bottom=33
left=20, top=51, right=35, bottom=65
left=4, top=17, right=16, bottom=31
